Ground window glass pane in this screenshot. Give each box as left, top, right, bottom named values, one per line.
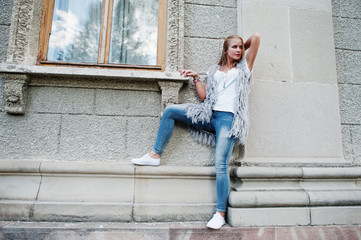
left=109, top=0, right=159, bottom=65
left=47, top=0, right=102, bottom=63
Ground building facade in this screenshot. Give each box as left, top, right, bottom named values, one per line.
left=0, top=0, right=360, bottom=226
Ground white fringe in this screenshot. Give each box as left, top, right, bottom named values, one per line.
left=187, top=59, right=252, bottom=146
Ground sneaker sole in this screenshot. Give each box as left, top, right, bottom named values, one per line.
left=131, top=159, right=160, bottom=166
left=206, top=223, right=225, bottom=230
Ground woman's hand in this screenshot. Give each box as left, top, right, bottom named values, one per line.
left=179, top=69, right=199, bottom=79
left=179, top=69, right=207, bottom=101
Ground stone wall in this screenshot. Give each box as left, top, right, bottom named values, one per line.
left=166, top=0, right=241, bottom=165
left=1, top=0, right=360, bottom=167
left=0, top=0, right=241, bottom=166
left=0, top=0, right=13, bottom=63
left=0, top=0, right=161, bottom=163
left=240, top=0, right=344, bottom=166
left=0, top=83, right=162, bottom=162
left=1, top=0, right=361, bottom=226
left=183, top=0, right=237, bottom=73
left=0, top=0, right=14, bottom=122
left=332, top=0, right=361, bottom=165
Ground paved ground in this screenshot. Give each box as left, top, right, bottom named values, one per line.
left=1, top=221, right=361, bottom=240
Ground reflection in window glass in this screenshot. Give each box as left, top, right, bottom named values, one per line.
left=47, top=0, right=102, bottom=63
left=109, top=0, right=159, bottom=65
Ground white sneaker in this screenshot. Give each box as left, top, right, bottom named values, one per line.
left=206, top=212, right=226, bottom=229
left=131, top=153, right=160, bottom=166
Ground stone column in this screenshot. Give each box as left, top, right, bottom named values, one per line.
left=239, top=0, right=344, bottom=166
left=226, top=0, right=361, bottom=227
left=158, top=80, right=183, bottom=113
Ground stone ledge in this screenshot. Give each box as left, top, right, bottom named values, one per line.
left=0, top=160, right=217, bottom=222
left=228, top=206, right=361, bottom=227
left=232, top=167, right=303, bottom=178
left=229, top=191, right=309, bottom=208
left=1, top=160, right=360, bottom=178
left=228, top=207, right=310, bottom=227
left=0, top=160, right=42, bottom=173
left=232, top=166, right=361, bottom=179
left=1, top=161, right=361, bottom=224
left=240, top=157, right=350, bottom=167
left=0, top=64, right=187, bottom=82
left=0, top=160, right=215, bottom=176
left=0, top=200, right=133, bottom=222
left=228, top=165, right=361, bottom=214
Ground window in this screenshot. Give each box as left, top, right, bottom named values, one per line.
left=38, top=0, right=166, bottom=70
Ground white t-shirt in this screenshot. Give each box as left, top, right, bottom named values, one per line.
left=213, top=68, right=239, bottom=114
left=212, top=64, right=252, bottom=114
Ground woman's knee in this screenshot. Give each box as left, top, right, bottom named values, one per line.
left=214, top=150, right=232, bottom=174
left=162, top=104, right=188, bottom=118
left=162, top=105, right=178, bottom=118
left=215, top=163, right=228, bottom=174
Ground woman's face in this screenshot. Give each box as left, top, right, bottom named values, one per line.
left=226, top=38, right=243, bottom=62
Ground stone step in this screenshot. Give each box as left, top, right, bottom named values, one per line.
left=1, top=221, right=361, bottom=240
left=2, top=160, right=361, bottom=226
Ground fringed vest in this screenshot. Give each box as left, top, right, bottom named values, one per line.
left=186, top=59, right=252, bottom=146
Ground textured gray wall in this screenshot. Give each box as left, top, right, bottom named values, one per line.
left=160, top=0, right=240, bottom=165
left=332, top=0, right=361, bottom=165
left=0, top=85, right=162, bottom=161
left=0, top=0, right=13, bottom=62
left=0, top=0, right=13, bottom=117
left=183, top=0, right=237, bottom=74
left=0, top=0, right=161, bottom=162
left=0, top=0, right=239, bottom=165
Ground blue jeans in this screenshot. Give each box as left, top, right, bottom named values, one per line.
left=153, top=104, right=236, bottom=212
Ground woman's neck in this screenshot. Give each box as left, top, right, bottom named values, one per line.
left=220, top=60, right=234, bottom=71
left=226, top=59, right=235, bottom=68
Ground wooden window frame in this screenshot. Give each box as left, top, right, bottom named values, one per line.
left=38, top=0, right=167, bottom=71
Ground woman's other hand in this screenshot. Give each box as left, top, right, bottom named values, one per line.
left=179, top=70, right=199, bottom=80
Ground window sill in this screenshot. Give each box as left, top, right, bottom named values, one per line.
left=0, top=63, right=188, bottom=115
left=1, top=63, right=185, bottom=82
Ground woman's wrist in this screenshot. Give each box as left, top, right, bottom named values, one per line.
left=193, top=77, right=201, bottom=83
left=193, top=74, right=200, bottom=82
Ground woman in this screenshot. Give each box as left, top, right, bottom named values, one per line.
left=131, top=33, right=260, bottom=229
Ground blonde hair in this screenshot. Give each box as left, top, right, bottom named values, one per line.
left=217, top=35, right=245, bottom=67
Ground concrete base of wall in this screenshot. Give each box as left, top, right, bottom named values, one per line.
left=0, top=160, right=217, bottom=222
left=228, top=206, right=361, bottom=227
left=228, top=166, right=361, bottom=226
left=1, top=160, right=360, bottom=226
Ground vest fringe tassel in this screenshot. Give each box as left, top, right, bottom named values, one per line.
left=186, top=59, right=252, bottom=146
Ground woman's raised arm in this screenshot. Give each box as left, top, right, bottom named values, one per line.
left=244, top=32, right=261, bottom=71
